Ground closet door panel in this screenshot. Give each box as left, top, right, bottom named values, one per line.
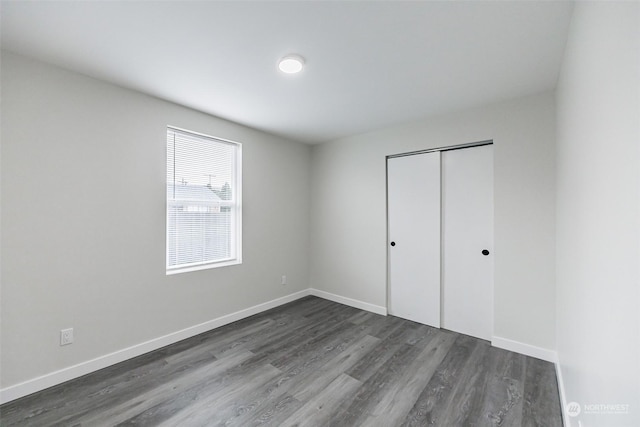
left=442, top=145, right=493, bottom=340
left=387, top=152, right=441, bottom=327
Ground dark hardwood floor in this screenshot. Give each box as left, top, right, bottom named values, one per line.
left=0, top=296, right=563, bottom=426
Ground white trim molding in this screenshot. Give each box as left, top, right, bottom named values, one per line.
left=492, top=337, right=566, bottom=425
left=3, top=289, right=567, bottom=407
left=491, top=335, right=558, bottom=363
left=309, top=288, right=387, bottom=315
left=0, top=289, right=311, bottom=405
left=555, top=359, right=569, bottom=427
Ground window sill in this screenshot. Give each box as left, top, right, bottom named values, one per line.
left=166, top=259, right=242, bottom=275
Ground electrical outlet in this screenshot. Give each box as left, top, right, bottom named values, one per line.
left=281, top=275, right=287, bottom=285
left=60, top=328, right=74, bottom=346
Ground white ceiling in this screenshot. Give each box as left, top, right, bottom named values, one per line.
left=1, top=1, right=574, bottom=144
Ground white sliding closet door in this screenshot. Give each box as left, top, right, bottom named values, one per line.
left=442, top=145, right=493, bottom=340
left=387, top=152, right=441, bottom=327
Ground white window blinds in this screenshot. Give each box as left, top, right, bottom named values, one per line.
left=166, top=127, right=242, bottom=273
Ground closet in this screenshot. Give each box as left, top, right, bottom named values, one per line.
left=387, top=143, right=493, bottom=340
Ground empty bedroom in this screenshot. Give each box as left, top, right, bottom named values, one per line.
left=1, top=1, right=638, bottom=426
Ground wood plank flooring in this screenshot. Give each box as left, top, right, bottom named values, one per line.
left=0, top=296, right=563, bottom=426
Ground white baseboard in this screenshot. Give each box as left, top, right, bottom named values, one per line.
left=0, top=289, right=311, bottom=405
left=3, top=290, right=565, bottom=409
left=491, top=335, right=558, bottom=363
left=555, top=357, right=569, bottom=427
left=492, top=336, right=567, bottom=425
left=309, top=288, right=387, bottom=315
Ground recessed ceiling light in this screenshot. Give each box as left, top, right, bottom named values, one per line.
left=278, top=54, right=305, bottom=74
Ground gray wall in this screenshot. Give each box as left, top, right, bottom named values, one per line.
left=0, top=52, right=311, bottom=388
left=310, top=92, right=557, bottom=351
left=556, top=2, right=640, bottom=426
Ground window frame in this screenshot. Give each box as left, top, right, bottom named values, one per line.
left=166, top=126, right=242, bottom=275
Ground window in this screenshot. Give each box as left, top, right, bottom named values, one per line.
left=166, top=127, right=242, bottom=274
